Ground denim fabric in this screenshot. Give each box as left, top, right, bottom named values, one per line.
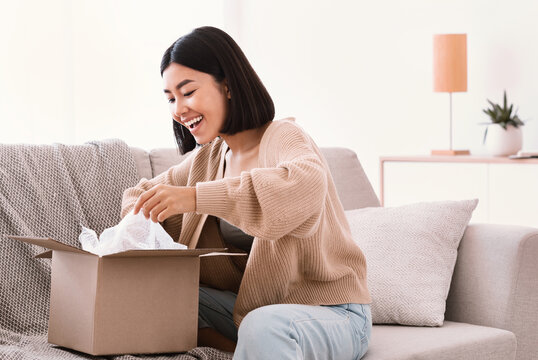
left=198, top=286, right=239, bottom=342
left=198, top=287, right=372, bottom=359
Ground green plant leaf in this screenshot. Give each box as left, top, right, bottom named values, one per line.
left=513, top=116, right=524, bottom=127
left=482, top=90, right=524, bottom=127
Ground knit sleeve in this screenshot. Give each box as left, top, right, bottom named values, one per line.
left=120, top=149, right=196, bottom=219
left=195, top=123, right=328, bottom=240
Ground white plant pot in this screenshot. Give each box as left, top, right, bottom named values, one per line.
left=484, top=124, right=523, bottom=156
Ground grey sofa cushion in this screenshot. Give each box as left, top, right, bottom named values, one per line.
left=149, top=148, right=191, bottom=178
left=130, top=147, right=152, bottom=180
left=320, top=147, right=380, bottom=210
left=142, top=146, right=380, bottom=211
left=446, top=224, right=538, bottom=360
left=364, top=321, right=516, bottom=360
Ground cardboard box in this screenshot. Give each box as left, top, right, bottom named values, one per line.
left=9, top=235, right=239, bottom=356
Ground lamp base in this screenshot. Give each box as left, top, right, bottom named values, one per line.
left=431, top=149, right=471, bottom=156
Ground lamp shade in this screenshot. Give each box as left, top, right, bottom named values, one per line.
left=433, top=34, right=467, bottom=92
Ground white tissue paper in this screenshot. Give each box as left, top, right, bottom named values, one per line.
left=79, top=210, right=187, bottom=256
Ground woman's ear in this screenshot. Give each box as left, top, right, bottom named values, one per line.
left=223, top=79, right=231, bottom=99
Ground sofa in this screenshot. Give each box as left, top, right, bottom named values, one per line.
left=1, top=141, right=537, bottom=359
left=138, top=145, right=537, bottom=360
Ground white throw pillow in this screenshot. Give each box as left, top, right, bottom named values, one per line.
left=346, top=199, right=478, bottom=326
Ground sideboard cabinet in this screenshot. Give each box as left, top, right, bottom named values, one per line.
left=380, top=155, right=538, bottom=227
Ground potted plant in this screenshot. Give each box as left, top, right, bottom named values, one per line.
left=481, top=90, right=524, bottom=156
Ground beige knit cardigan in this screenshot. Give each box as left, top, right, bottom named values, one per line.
left=121, top=119, right=371, bottom=327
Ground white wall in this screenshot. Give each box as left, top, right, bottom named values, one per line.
left=237, top=0, right=538, bottom=196
left=70, top=0, right=229, bottom=150
left=1, top=0, right=227, bottom=149
left=0, top=0, right=73, bottom=144
left=1, top=0, right=537, bottom=198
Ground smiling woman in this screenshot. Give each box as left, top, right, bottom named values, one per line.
left=160, top=26, right=274, bottom=155
left=163, top=62, right=231, bottom=145
left=121, top=26, right=372, bottom=360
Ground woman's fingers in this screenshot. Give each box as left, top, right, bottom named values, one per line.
left=133, top=184, right=195, bottom=219
left=157, top=208, right=172, bottom=222
left=149, top=202, right=167, bottom=223
left=141, top=192, right=162, bottom=219
left=135, top=186, right=162, bottom=217
left=133, top=188, right=155, bottom=215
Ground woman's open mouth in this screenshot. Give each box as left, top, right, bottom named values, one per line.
left=184, top=115, right=203, bottom=133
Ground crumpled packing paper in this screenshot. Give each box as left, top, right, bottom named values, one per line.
left=79, top=210, right=186, bottom=256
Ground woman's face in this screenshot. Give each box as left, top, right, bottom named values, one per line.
left=163, top=62, right=230, bottom=144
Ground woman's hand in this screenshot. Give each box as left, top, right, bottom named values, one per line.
left=133, top=184, right=196, bottom=222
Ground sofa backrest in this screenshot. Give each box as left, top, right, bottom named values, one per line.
left=130, top=146, right=380, bottom=211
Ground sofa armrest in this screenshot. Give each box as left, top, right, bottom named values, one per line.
left=446, top=223, right=538, bottom=360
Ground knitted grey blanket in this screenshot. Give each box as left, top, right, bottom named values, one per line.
left=0, top=139, right=232, bottom=360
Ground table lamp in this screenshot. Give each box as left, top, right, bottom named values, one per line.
left=432, top=33, right=470, bottom=155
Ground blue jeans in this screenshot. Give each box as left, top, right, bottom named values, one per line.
left=198, top=287, right=372, bottom=359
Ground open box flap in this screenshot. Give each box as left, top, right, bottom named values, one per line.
left=8, top=236, right=90, bottom=255
left=36, top=250, right=53, bottom=258
left=8, top=236, right=244, bottom=258
left=33, top=249, right=246, bottom=258
left=199, top=252, right=248, bottom=257
left=101, top=248, right=229, bottom=258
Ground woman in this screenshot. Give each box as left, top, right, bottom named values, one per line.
left=121, top=26, right=372, bottom=360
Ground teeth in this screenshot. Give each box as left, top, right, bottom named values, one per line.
left=185, top=116, right=203, bottom=126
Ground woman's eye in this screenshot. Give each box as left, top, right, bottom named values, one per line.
left=183, top=90, right=196, bottom=97
left=167, top=98, right=175, bottom=104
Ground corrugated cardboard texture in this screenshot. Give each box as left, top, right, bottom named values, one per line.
left=9, top=236, right=233, bottom=355
left=9, top=235, right=226, bottom=258
left=48, top=252, right=99, bottom=353
left=8, top=236, right=88, bottom=254
left=46, top=251, right=200, bottom=355
left=102, top=249, right=224, bottom=258
left=93, top=256, right=199, bottom=355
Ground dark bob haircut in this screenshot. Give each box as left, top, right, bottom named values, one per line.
left=160, top=26, right=275, bottom=154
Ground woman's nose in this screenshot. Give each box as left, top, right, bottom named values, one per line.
left=174, top=101, right=188, bottom=118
